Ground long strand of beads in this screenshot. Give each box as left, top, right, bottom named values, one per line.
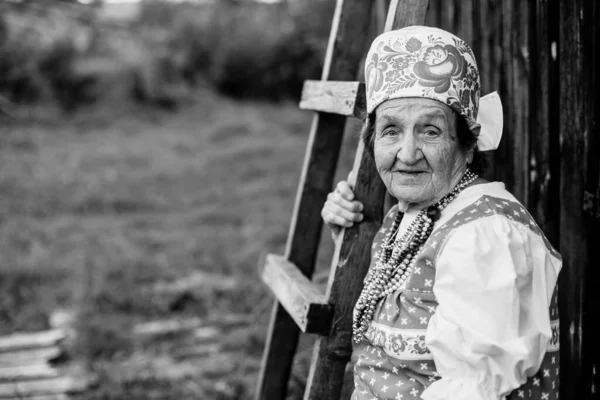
left=353, top=169, right=478, bottom=344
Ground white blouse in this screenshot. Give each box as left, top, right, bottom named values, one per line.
left=400, top=182, right=563, bottom=400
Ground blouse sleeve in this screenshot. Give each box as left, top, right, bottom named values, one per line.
left=420, top=216, right=561, bottom=400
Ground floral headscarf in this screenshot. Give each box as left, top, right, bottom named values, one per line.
left=365, top=26, right=503, bottom=151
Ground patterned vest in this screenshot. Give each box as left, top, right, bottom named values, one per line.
left=352, top=195, right=560, bottom=400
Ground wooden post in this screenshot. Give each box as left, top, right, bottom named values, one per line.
left=528, top=0, right=560, bottom=246
left=255, top=1, right=375, bottom=398
left=302, top=1, right=429, bottom=399
left=558, top=0, right=599, bottom=398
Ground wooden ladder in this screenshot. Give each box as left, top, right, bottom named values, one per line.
left=255, top=0, right=430, bottom=399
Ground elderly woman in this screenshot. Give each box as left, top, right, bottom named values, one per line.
left=321, top=26, right=561, bottom=400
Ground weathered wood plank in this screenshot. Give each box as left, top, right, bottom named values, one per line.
left=528, top=0, right=560, bottom=246
left=0, top=347, right=62, bottom=367
left=0, top=364, right=58, bottom=382
left=0, top=377, right=88, bottom=398
left=384, top=0, right=428, bottom=30
left=133, top=318, right=204, bottom=336
left=172, top=344, right=220, bottom=360
left=479, top=0, right=503, bottom=182
left=148, top=272, right=238, bottom=294
left=299, top=80, right=366, bottom=119
left=24, top=395, right=69, bottom=400
left=303, top=1, right=429, bottom=398
left=0, top=330, right=65, bottom=353
left=255, top=0, right=376, bottom=398
left=260, top=254, right=332, bottom=334
left=133, top=315, right=249, bottom=337
left=304, top=143, right=387, bottom=400
left=558, top=1, right=599, bottom=399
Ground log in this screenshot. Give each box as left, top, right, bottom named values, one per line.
left=260, top=254, right=333, bottom=334
left=0, top=330, right=65, bottom=353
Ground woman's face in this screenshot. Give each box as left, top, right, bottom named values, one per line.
left=373, top=98, right=471, bottom=208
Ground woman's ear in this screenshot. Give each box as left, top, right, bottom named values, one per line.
left=467, top=123, right=481, bottom=164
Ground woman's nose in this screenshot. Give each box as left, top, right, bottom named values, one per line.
left=396, top=132, right=423, bottom=164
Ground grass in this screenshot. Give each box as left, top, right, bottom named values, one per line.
left=0, top=90, right=359, bottom=399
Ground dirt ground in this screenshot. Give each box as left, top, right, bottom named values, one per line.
left=0, top=90, right=358, bottom=399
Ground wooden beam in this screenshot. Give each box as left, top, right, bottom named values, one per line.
left=255, top=0, right=376, bottom=398
left=303, top=1, right=430, bottom=398
left=528, top=0, right=560, bottom=247
left=558, top=1, right=600, bottom=399
left=385, top=0, right=429, bottom=30
left=260, top=254, right=332, bottom=334
left=304, top=142, right=387, bottom=399
left=299, top=80, right=366, bottom=119
left=497, top=0, right=531, bottom=204
left=0, top=330, right=65, bottom=353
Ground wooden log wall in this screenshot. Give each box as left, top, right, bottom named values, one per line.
left=558, top=1, right=599, bottom=399
left=425, top=0, right=599, bottom=398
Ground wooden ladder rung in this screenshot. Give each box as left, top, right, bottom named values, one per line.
left=260, top=254, right=333, bottom=335
left=299, top=80, right=366, bottom=119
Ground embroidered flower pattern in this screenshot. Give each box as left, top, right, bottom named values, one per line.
left=365, top=325, right=431, bottom=358
left=405, top=37, right=422, bottom=52
left=366, top=31, right=481, bottom=127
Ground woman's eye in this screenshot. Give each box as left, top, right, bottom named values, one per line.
left=423, top=128, right=440, bottom=137
left=381, top=128, right=398, bottom=137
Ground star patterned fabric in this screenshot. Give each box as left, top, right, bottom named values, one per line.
left=351, top=186, right=560, bottom=400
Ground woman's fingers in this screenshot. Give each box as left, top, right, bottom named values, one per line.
left=335, top=180, right=356, bottom=201
left=322, top=206, right=355, bottom=228
left=327, top=200, right=364, bottom=222
left=322, top=198, right=364, bottom=227
left=321, top=180, right=364, bottom=237
left=327, top=190, right=364, bottom=214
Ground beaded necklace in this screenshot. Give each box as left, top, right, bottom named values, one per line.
left=352, top=169, right=478, bottom=344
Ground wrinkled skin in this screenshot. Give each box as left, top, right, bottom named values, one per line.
left=321, top=97, right=477, bottom=237
left=373, top=98, right=472, bottom=212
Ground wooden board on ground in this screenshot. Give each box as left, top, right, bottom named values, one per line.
left=133, top=314, right=250, bottom=337
left=21, top=395, right=69, bottom=400
left=0, top=376, right=88, bottom=398
left=0, top=364, right=58, bottom=382
left=0, top=330, right=65, bottom=353
left=0, top=346, right=62, bottom=366
left=149, top=272, right=238, bottom=294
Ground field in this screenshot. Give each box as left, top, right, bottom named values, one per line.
left=0, top=89, right=358, bottom=399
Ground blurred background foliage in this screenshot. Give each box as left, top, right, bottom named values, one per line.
left=0, top=0, right=335, bottom=114
left=0, top=1, right=357, bottom=398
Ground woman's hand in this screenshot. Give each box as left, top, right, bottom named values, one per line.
left=321, top=180, right=364, bottom=239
